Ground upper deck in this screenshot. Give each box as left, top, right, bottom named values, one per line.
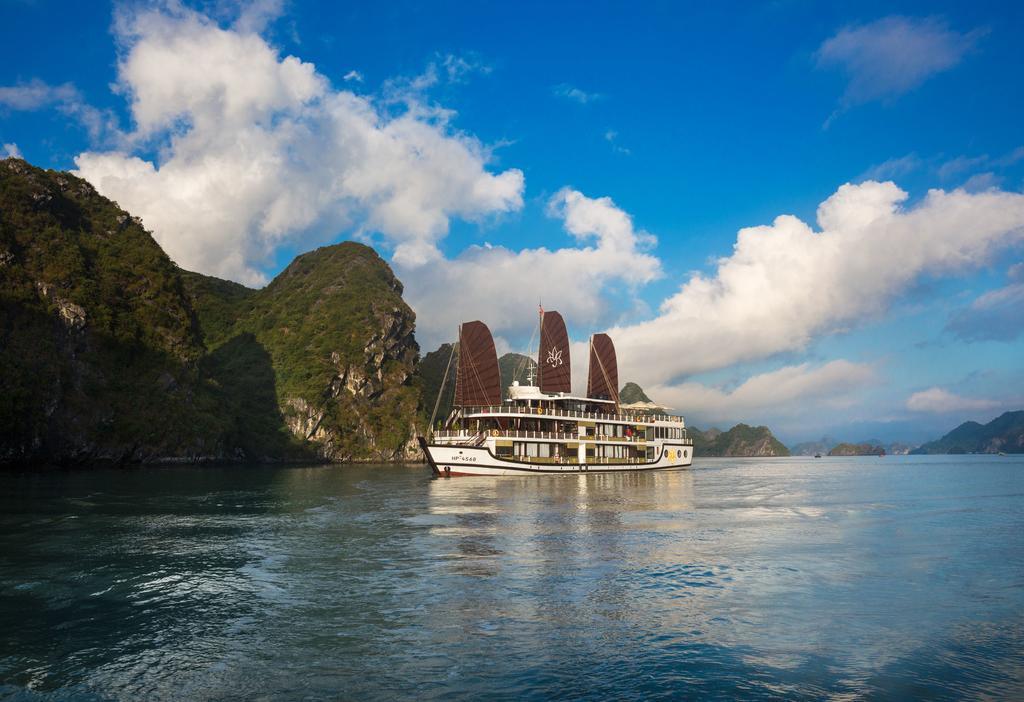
left=456, top=382, right=685, bottom=426
left=461, top=404, right=684, bottom=425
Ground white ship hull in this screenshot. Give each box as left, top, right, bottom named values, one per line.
left=421, top=440, right=693, bottom=476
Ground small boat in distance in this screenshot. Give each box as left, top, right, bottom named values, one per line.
left=814, top=453, right=822, bottom=458
left=419, top=310, right=694, bottom=476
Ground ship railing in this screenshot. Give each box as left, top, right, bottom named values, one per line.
left=493, top=456, right=650, bottom=465
left=461, top=405, right=684, bottom=424
left=432, top=430, right=655, bottom=443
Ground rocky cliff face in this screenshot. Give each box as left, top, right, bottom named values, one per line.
left=0, top=158, right=222, bottom=464
left=1, top=158, right=421, bottom=466
left=185, top=243, right=422, bottom=463
left=690, top=424, right=790, bottom=457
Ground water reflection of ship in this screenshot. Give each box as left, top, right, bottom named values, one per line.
left=426, top=471, right=697, bottom=578
left=424, top=470, right=699, bottom=636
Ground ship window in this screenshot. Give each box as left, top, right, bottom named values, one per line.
left=496, top=444, right=512, bottom=457
left=646, top=427, right=655, bottom=441
left=646, top=447, right=655, bottom=460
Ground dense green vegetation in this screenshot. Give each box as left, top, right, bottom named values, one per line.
left=688, top=423, right=791, bottom=457
left=1, top=159, right=419, bottom=465
left=911, top=411, right=1024, bottom=454
left=0, top=158, right=233, bottom=463
left=183, top=243, right=421, bottom=461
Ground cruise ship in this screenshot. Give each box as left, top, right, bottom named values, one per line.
left=419, top=310, right=694, bottom=476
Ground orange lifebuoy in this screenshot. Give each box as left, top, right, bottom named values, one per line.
left=491, top=429, right=499, bottom=437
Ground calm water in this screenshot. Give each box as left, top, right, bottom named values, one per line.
left=1, top=456, right=1023, bottom=700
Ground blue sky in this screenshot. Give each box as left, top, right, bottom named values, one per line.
left=2, top=0, right=1023, bottom=445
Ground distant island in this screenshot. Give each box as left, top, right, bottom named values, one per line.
left=911, top=411, right=1024, bottom=454
left=828, top=443, right=885, bottom=457
left=688, top=424, right=790, bottom=457
left=794, top=438, right=911, bottom=456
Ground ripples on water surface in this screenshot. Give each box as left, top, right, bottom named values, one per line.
left=1, top=456, right=1023, bottom=700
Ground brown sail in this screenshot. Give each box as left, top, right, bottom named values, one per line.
left=537, top=310, right=571, bottom=394
left=587, top=333, right=619, bottom=406
left=454, top=320, right=502, bottom=407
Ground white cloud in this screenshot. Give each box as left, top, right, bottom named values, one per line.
left=603, top=129, right=631, bottom=156
left=233, top=0, right=285, bottom=35
left=343, top=70, right=364, bottom=82
left=961, top=172, right=1002, bottom=192
left=648, top=360, right=876, bottom=425
left=0, top=79, right=79, bottom=110
left=858, top=153, right=921, bottom=181
left=0, top=79, right=117, bottom=141
left=2, top=143, right=21, bottom=158
left=401, top=188, right=662, bottom=349
left=609, top=180, right=1024, bottom=389
left=937, top=154, right=990, bottom=180
left=73, top=5, right=523, bottom=285
left=442, top=54, right=491, bottom=83
left=946, top=267, right=1024, bottom=342
left=553, top=84, right=603, bottom=104
left=817, top=16, right=982, bottom=110
left=906, top=387, right=1000, bottom=414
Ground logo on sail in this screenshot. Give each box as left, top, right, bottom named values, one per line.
left=546, top=346, right=563, bottom=367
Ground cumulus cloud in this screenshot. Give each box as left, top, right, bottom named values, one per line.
left=343, top=70, right=364, bottom=83
left=906, top=387, right=1000, bottom=414
left=648, top=360, right=876, bottom=425
left=553, top=84, right=603, bottom=104
left=2, top=143, right=21, bottom=159
left=609, top=180, right=1024, bottom=389
left=817, top=16, right=983, bottom=113
left=73, top=5, right=523, bottom=284
left=946, top=264, right=1024, bottom=342
left=402, top=188, right=662, bottom=349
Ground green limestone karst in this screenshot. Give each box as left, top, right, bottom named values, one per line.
left=688, top=423, right=791, bottom=457
left=619, top=382, right=652, bottom=404
left=911, top=411, right=1024, bottom=454
left=1, top=159, right=419, bottom=465
left=827, top=442, right=885, bottom=456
